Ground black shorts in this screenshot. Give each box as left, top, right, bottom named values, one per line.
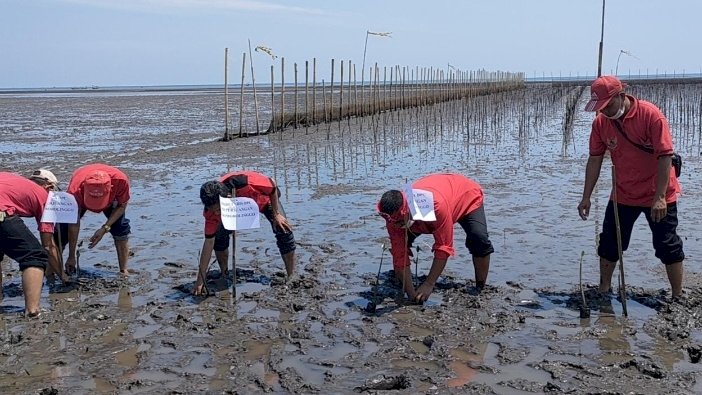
left=0, top=215, right=48, bottom=271
left=54, top=202, right=131, bottom=248
left=405, top=205, right=494, bottom=258
left=213, top=203, right=296, bottom=255
left=598, top=201, right=684, bottom=265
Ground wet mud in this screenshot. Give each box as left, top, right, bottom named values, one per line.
left=2, top=84, right=702, bottom=393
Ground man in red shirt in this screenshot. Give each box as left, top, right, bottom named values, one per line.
left=0, top=172, right=65, bottom=316
left=578, top=75, right=684, bottom=298
left=378, top=173, right=494, bottom=302
left=194, top=171, right=296, bottom=296
left=63, top=164, right=132, bottom=275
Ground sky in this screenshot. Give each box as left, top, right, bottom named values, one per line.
left=1, top=0, right=701, bottom=88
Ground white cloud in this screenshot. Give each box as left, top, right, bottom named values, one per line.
left=60, top=0, right=328, bottom=16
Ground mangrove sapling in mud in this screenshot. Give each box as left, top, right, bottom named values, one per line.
left=366, top=243, right=387, bottom=314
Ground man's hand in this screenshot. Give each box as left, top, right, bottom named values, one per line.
left=273, top=213, right=293, bottom=233
left=651, top=196, right=668, bottom=222
left=414, top=281, right=435, bottom=303
left=192, top=280, right=207, bottom=296
left=89, top=227, right=109, bottom=249
left=578, top=198, right=591, bottom=220
left=65, top=256, right=77, bottom=275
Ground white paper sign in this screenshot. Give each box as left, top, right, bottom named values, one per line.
left=403, top=184, right=436, bottom=221
left=220, top=196, right=261, bottom=230
left=41, top=191, right=79, bottom=224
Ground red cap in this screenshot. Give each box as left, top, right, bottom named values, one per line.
left=83, top=171, right=112, bottom=211
left=584, top=75, right=627, bottom=112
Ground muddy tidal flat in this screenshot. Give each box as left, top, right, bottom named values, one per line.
left=1, top=85, right=702, bottom=394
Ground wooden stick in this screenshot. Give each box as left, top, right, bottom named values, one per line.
left=339, top=59, right=344, bottom=120
left=247, top=40, right=260, bottom=135
left=238, top=52, right=245, bottom=138
left=224, top=48, right=230, bottom=141
left=611, top=165, right=628, bottom=317
left=270, top=65, right=274, bottom=133
left=312, top=58, right=317, bottom=124
left=330, top=58, right=335, bottom=122
left=232, top=189, right=237, bottom=298
left=294, top=62, right=299, bottom=129
left=280, top=57, right=285, bottom=131
left=305, top=60, right=309, bottom=133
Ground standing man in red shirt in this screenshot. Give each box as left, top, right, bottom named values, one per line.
left=578, top=76, right=684, bottom=298
left=378, top=173, right=494, bottom=302
left=194, top=171, right=296, bottom=296
left=0, top=172, right=65, bottom=316
left=64, top=164, right=132, bottom=275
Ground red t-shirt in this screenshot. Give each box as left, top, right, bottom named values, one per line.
left=203, top=171, right=275, bottom=237
left=386, top=173, right=484, bottom=269
left=0, top=172, right=54, bottom=233
left=67, top=164, right=131, bottom=213
left=589, top=95, right=680, bottom=206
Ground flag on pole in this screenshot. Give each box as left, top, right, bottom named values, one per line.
left=367, top=31, right=392, bottom=38
left=255, top=45, right=278, bottom=60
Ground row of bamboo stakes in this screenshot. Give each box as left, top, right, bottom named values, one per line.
left=221, top=49, right=525, bottom=140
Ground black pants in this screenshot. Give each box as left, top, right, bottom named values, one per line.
left=214, top=204, right=296, bottom=255
left=598, top=201, right=684, bottom=264
left=406, top=205, right=494, bottom=258
left=0, top=216, right=48, bottom=271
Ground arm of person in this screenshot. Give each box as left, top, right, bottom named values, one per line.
left=40, top=231, right=68, bottom=283
left=414, top=256, right=448, bottom=302
left=89, top=202, right=127, bottom=248
left=578, top=154, right=604, bottom=220
left=651, top=155, right=672, bottom=222
left=194, top=237, right=215, bottom=295
left=267, top=178, right=292, bottom=233
left=396, top=264, right=417, bottom=300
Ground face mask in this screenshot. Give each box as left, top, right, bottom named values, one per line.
left=603, top=97, right=625, bottom=119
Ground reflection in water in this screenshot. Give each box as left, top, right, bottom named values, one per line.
left=594, top=315, right=631, bottom=365
left=117, top=286, right=132, bottom=312
left=447, top=344, right=489, bottom=388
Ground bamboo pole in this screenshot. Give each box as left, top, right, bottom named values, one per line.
left=339, top=60, right=344, bottom=120
left=232, top=189, right=237, bottom=297
left=280, top=57, right=285, bottom=130
left=247, top=39, right=261, bottom=135
left=239, top=52, right=246, bottom=138
left=383, top=66, right=387, bottom=110
left=347, top=60, right=352, bottom=120
left=353, top=64, right=358, bottom=116
left=305, top=60, right=309, bottom=133
left=611, top=166, right=628, bottom=317
left=322, top=79, right=327, bottom=123
left=294, top=62, right=299, bottom=129
left=224, top=48, right=230, bottom=141
left=270, top=65, right=274, bottom=132
left=312, top=58, right=317, bottom=124
left=330, top=59, right=335, bottom=122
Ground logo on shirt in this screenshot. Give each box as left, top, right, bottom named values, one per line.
left=606, top=136, right=618, bottom=151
